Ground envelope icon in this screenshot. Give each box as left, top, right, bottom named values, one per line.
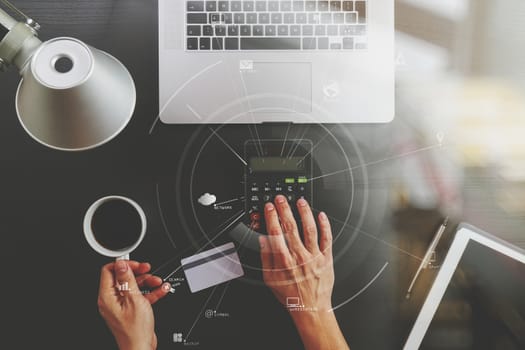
left=181, top=242, right=244, bottom=293
left=239, top=60, right=253, bottom=70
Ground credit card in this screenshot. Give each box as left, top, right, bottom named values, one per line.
left=181, top=242, right=244, bottom=293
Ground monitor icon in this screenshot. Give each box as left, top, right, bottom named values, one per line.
left=286, top=297, right=302, bottom=308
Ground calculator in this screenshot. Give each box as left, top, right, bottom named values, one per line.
left=244, top=139, right=313, bottom=233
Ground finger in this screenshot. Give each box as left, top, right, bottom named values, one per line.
left=296, top=198, right=320, bottom=254
left=116, top=261, right=151, bottom=275
left=264, top=202, right=291, bottom=267
left=99, top=263, right=116, bottom=292
left=274, top=195, right=306, bottom=255
left=99, top=261, right=150, bottom=290
left=265, top=202, right=282, bottom=237
left=136, top=274, right=163, bottom=289
left=259, top=235, right=275, bottom=287
left=259, top=235, right=274, bottom=271
left=131, top=262, right=151, bottom=275
left=136, top=274, right=151, bottom=287
left=114, top=260, right=140, bottom=297
left=144, top=283, right=171, bottom=305
left=318, top=212, right=333, bottom=257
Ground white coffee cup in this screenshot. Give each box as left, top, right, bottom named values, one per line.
left=83, top=195, right=147, bottom=260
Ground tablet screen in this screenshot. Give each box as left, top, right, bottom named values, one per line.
left=421, top=240, right=525, bottom=349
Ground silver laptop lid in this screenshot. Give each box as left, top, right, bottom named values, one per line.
left=158, top=0, right=395, bottom=124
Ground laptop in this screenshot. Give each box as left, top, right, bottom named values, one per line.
left=404, top=224, right=525, bottom=349
left=158, top=1, right=394, bottom=124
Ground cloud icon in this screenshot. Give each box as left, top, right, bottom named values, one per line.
left=198, top=193, right=217, bottom=206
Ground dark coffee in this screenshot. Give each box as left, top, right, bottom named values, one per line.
left=91, top=199, right=143, bottom=251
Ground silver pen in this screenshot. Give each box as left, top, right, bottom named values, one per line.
left=405, top=217, right=449, bottom=299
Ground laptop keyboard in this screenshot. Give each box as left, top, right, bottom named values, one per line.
left=185, top=1, right=368, bottom=51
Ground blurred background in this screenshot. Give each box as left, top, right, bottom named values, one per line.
left=394, top=0, right=525, bottom=233
left=392, top=0, right=525, bottom=348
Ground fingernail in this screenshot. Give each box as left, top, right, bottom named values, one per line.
left=320, top=212, right=327, bottom=220
left=297, top=198, right=307, bottom=207
left=265, top=203, right=274, bottom=211
left=115, top=260, right=128, bottom=272
left=162, top=283, right=171, bottom=292
left=275, top=195, right=286, bottom=204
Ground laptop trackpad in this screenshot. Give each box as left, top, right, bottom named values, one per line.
left=241, top=62, right=312, bottom=113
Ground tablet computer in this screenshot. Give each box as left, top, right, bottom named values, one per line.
left=404, top=223, right=525, bottom=349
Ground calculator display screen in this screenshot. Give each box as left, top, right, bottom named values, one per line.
left=244, top=139, right=313, bottom=233
left=249, top=157, right=305, bottom=172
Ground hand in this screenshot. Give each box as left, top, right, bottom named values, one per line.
left=97, top=260, right=171, bottom=350
left=259, top=195, right=349, bottom=350
left=259, top=195, right=334, bottom=310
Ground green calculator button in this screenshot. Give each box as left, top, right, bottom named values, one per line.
left=285, top=178, right=295, bottom=184
left=298, top=177, right=308, bottom=183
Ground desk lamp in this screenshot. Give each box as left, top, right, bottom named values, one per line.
left=0, top=0, right=136, bottom=151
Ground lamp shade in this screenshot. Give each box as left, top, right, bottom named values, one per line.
left=15, top=37, right=136, bottom=151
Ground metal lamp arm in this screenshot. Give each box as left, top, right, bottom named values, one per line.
left=0, top=0, right=41, bottom=72
left=0, top=6, right=17, bottom=31
left=0, top=0, right=39, bottom=30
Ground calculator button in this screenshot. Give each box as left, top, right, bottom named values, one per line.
left=251, top=205, right=260, bottom=212
left=263, top=194, right=272, bottom=202
left=250, top=212, right=261, bottom=221
left=250, top=184, right=259, bottom=192
left=250, top=195, right=260, bottom=202
left=287, top=194, right=295, bottom=202
left=298, top=185, right=306, bottom=192
left=286, top=185, right=294, bottom=192
left=263, top=184, right=272, bottom=192
left=274, top=184, right=283, bottom=192
left=284, top=177, right=295, bottom=184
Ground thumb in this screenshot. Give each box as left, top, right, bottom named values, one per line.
left=114, top=260, right=140, bottom=297
left=259, top=235, right=273, bottom=271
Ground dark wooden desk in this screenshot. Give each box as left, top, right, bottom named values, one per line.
left=1, top=1, right=403, bottom=349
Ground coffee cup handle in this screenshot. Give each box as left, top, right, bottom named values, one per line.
left=116, top=254, right=130, bottom=261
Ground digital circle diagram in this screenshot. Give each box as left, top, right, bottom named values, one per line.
left=149, top=88, right=395, bottom=348
left=154, top=94, right=392, bottom=295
